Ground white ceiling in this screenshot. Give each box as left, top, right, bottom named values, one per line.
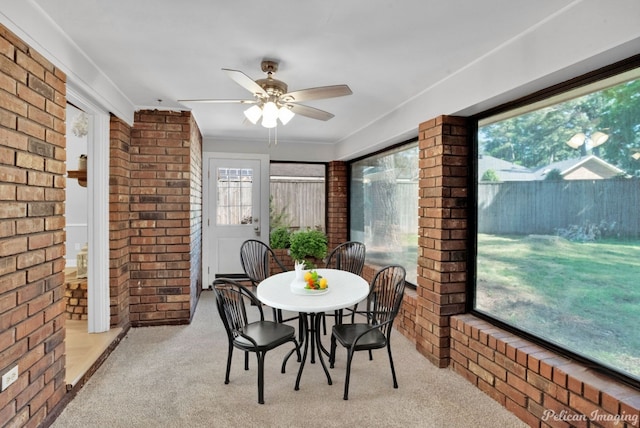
left=5, top=0, right=638, bottom=158
left=28, top=1, right=571, bottom=140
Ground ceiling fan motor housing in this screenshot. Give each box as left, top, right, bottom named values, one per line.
left=257, top=60, right=287, bottom=97
left=256, top=78, right=288, bottom=97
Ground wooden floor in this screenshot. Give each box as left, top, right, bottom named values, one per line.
left=65, top=319, right=122, bottom=387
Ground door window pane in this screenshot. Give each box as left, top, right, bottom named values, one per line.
left=217, top=167, right=253, bottom=225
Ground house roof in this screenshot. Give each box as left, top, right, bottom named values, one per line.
left=478, top=155, right=535, bottom=181
left=479, top=155, right=627, bottom=181
left=533, top=155, right=628, bottom=180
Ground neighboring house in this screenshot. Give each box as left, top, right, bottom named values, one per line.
left=533, top=155, right=628, bottom=180
left=479, top=154, right=627, bottom=181
left=478, top=155, right=536, bottom=181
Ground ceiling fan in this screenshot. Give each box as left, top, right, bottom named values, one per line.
left=178, top=60, right=352, bottom=128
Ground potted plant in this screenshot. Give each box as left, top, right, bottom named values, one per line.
left=288, top=228, right=328, bottom=268
left=270, top=226, right=291, bottom=249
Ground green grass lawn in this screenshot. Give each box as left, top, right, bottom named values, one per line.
left=476, top=234, right=640, bottom=378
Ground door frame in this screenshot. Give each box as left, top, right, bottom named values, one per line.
left=67, top=84, right=111, bottom=333
left=202, top=152, right=270, bottom=288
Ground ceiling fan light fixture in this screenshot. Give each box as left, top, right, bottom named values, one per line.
left=261, top=101, right=279, bottom=128
left=243, top=105, right=262, bottom=124
left=591, top=131, right=609, bottom=147
left=278, top=106, right=295, bottom=125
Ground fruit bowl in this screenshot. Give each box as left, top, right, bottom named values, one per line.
left=290, top=270, right=329, bottom=295
left=303, top=270, right=328, bottom=291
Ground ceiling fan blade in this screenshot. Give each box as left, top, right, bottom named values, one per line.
left=222, top=68, right=267, bottom=97
left=280, top=84, right=352, bottom=103
left=287, top=103, right=334, bottom=121
left=178, top=98, right=257, bottom=104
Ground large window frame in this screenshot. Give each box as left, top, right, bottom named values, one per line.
left=471, top=55, right=640, bottom=389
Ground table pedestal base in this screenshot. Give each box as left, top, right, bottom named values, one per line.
left=295, top=312, right=332, bottom=390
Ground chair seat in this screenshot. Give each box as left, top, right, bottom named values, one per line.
left=234, top=321, right=296, bottom=351
left=332, top=323, right=387, bottom=351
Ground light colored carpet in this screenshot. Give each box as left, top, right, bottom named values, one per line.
left=52, top=290, right=527, bottom=428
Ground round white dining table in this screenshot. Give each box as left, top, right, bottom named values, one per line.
left=257, top=268, right=369, bottom=389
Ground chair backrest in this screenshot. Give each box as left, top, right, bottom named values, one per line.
left=366, top=265, right=406, bottom=332
left=324, top=241, right=366, bottom=275
left=213, top=278, right=264, bottom=340
left=240, top=239, right=287, bottom=286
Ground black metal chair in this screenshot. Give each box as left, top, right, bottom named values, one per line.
left=240, top=239, right=288, bottom=290
left=213, top=278, right=301, bottom=404
left=328, top=264, right=406, bottom=400
left=322, top=241, right=366, bottom=332
left=239, top=239, right=288, bottom=321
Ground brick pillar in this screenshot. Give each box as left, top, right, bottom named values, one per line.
left=326, top=161, right=348, bottom=250
left=416, top=115, right=469, bottom=367
left=129, top=110, right=199, bottom=326
left=109, top=114, right=131, bottom=327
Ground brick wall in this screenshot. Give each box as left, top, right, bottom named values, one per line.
left=128, top=110, right=200, bottom=326
left=188, top=113, right=202, bottom=311
left=64, top=271, right=87, bottom=320
left=0, top=24, right=68, bottom=427
left=109, top=114, right=131, bottom=327
left=451, top=315, right=640, bottom=427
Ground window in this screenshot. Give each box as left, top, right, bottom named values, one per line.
left=475, top=61, right=640, bottom=385
left=269, top=163, right=326, bottom=232
left=216, top=167, right=253, bottom=225
left=350, top=141, right=419, bottom=285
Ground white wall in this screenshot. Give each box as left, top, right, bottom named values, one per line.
left=202, top=137, right=337, bottom=162
left=65, top=103, right=88, bottom=267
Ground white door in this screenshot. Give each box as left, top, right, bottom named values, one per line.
left=203, top=153, right=270, bottom=288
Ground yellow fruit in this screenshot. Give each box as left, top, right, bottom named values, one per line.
left=319, top=278, right=328, bottom=289
left=304, top=271, right=312, bottom=281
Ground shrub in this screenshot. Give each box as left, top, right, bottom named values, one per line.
left=270, top=226, right=291, bottom=249
left=289, top=229, right=328, bottom=267
left=544, top=168, right=563, bottom=181
left=481, top=169, right=500, bottom=182
left=556, top=220, right=617, bottom=242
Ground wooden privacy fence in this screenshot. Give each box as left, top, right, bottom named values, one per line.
left=270, top=179, right=325, bottom=230
left=478, top=179, right=640, bottom=238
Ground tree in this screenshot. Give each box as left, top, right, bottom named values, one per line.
left=480, top=77, right=640, bottom=176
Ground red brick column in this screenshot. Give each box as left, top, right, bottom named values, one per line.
left=326, top=161, right=348, bottom=250
left=416, top=115, right=469, bottom=367
left=129, top=110, right=199, bottom=326
left=109, top=115, right=131, bottom=327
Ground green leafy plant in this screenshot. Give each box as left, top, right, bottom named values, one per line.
left=480, top=169, right=500, bottom=182
left=269, top=195, right=291, bottom=230
left=288, top=228, right=328, bottom=268
left=270, top=226, right=291, bottom=249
